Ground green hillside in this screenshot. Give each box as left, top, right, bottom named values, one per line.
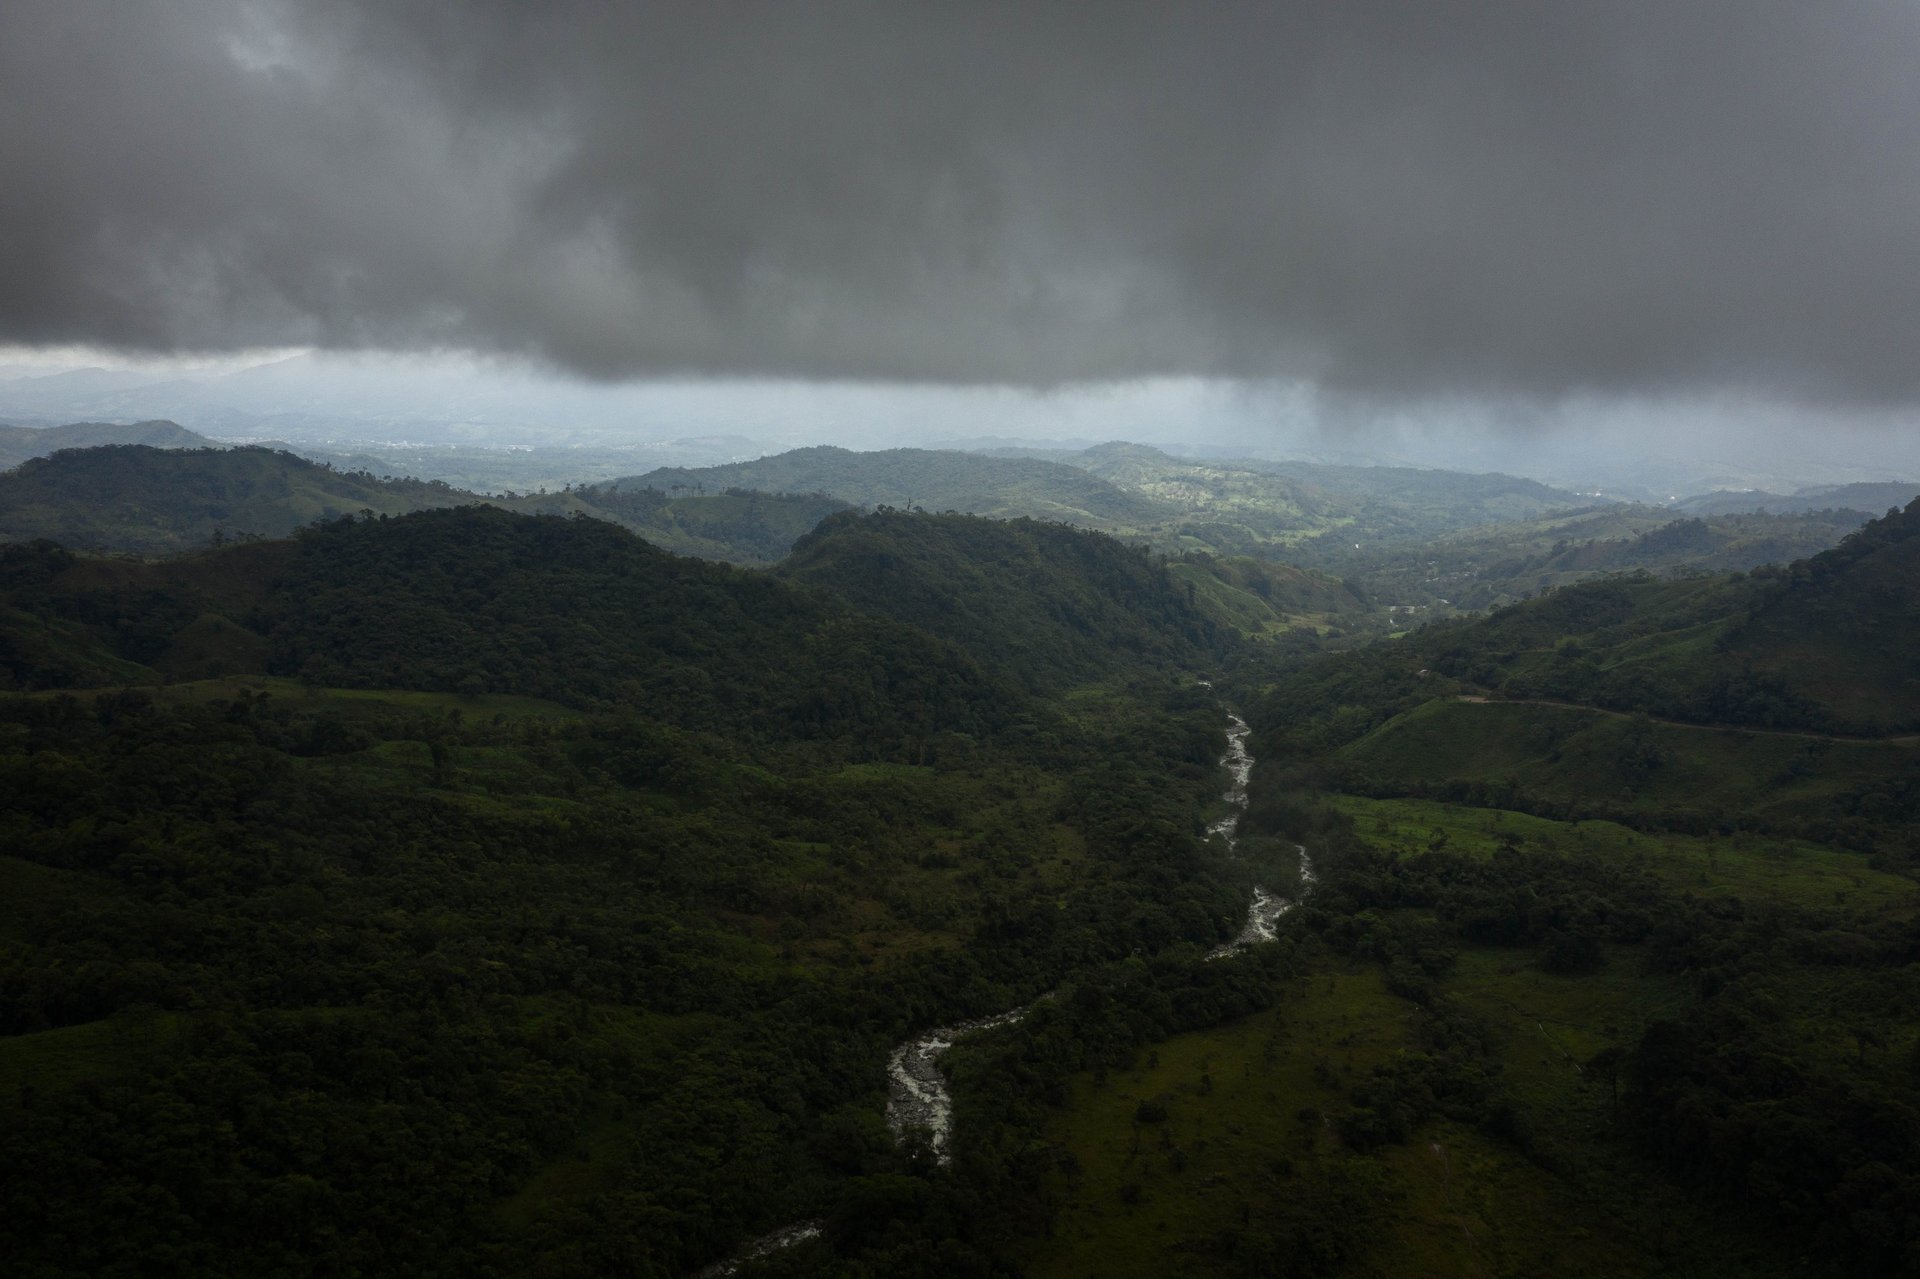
left=1012, top=503, right=1920, bottom=1279
left=1241, top=499, right=1920, bottom=736
left=776, top=509, right=1222, bottom=692
left=7, top=462, right=1920, bottom=1276
left=0, top=445, right=482, bottom=552
left=0, top=506, right=1021, bottom=752
left=0, top=444, right=849, bottom=564
left=1294, top=502, right=1865, bottom=611
left=1167, top=551, right=1371, bottom=640
left=0, top=496, right=1285, bottom=1276
left=618, top=445, right=1171, bottom=527
left=1239, top=456, right=1584, bottom=530
left=1738, top=499, right=1920, bottom=731
left=1062, top=441, right=1337, bottom=548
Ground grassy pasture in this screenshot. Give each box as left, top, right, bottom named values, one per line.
left=1012, top=954, right=1795, bottom=1278
left=1328, top=794, right=1916, bottom=912
left=1338, top=697, right=1919, bottom=828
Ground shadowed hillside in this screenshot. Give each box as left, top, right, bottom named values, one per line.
left=777, top=509, right=1223, bottom=692
left=0, top=506, right=1017, bottom=753
left=0, top=445, right=485, bottom=552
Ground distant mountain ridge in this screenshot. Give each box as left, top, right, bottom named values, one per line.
left=0, top=502, right=1237, bottom=749
left=620, top=442, right=1607, bottom=563
left=0, top=419, right=220, bottom=468
left=616, top=445, right=1171, bottom=527
left=1670, top=480, right=1920, bottom=516
left=0, top=444, right=848, bottom=563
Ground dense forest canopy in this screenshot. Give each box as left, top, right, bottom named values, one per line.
left=1, top=453, right=1918, bottom=1276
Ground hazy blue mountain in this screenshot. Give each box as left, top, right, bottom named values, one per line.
left=1671, top=480, right=1920, bottom=516
left=0, top=419, right=221, bottom=468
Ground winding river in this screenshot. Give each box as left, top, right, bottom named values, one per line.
left=885, top=707, right=1313, bottom=1162
left=697, top=707, right=1311, bottom=1273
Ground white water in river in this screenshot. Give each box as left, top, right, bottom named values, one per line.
left=885, top=706, right=1312, bottom=1161
left=1205, top=711, right=1315, bottom=958
left=691, top=1221, right=824, bottom=1278
left=698, top=705, right=1311, bottom=1273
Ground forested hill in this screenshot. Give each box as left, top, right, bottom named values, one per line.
left=1231, top=456, right=1585, bottom=529
left=613, top=445, right=1170, bottom=527
left=0, top=445, right=482, bottom=552
left=0, top=444, right=851, bottom=564
left=1251, top=497, right=1920, bottom=742
left=0, top=419, right=219, bottom=469
left=777, top=509, right=1223, bottom=692
left=1734, top=495, right=1920, bottom=731
left=0, top=506, right=1018, bottom=752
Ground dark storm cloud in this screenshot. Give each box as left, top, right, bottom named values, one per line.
left=4, top=1, right=1919, bottom=400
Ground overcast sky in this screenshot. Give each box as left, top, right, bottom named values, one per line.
left=3, top=2, right=1919, bottom=452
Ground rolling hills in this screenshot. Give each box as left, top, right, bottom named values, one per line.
left=777, top=510, right=1223, bottom=692
left=0, top=419, right=221, bottom=469
left=0, top=501, right=1256, bottom=1276
left=617, top=445, right=1171, bottom=527
left=4, top=470, right=1920, bottom=1275
left=0, top=444, right=850, bottom=564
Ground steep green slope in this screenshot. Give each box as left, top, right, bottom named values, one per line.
left=0, top=445, right=480, bottom=552
left=0, top=506, right=1016, bottom=753
left=777, top=509, right=1223, bottom=692
left=618, top=445, right=1172, bottom=527
left=1245, top=499, right=1920, bottom=737
left=268, top=507, right=1012, bottom=746
left=1166, top=551, right=1371, bottom=639
left=1738, top=498, right=1920, bottom=731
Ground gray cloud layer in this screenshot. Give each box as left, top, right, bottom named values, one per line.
left=4, top=2, right=1919, bottom=401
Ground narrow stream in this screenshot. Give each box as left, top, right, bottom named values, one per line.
left=1205, top=710, right=1315, bottom=958
left=696, top=705, right=1310, bottom=1273
left=885, top=707, right=1312, bottom=1161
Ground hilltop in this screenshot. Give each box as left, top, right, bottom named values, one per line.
left=0, top=445, right=477, bottom=552
left=616, top=445, right=1169, bottom=528
left=0, top=444, right=849, bottom=564
left=0, top=505, right=1024, bottom=750
left=0, top=419, right=220, bottom=468
left=1671, top=479, right=1920, bottom=516
left=778, top=510, right=1222, bottom=692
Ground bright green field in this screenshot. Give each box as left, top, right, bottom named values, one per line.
left=1338, top=697, right=1919, bottom=826
left=1011, top=958, right=1798, bottom=1278
left=1329, top=794, right=1916, bottom=913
